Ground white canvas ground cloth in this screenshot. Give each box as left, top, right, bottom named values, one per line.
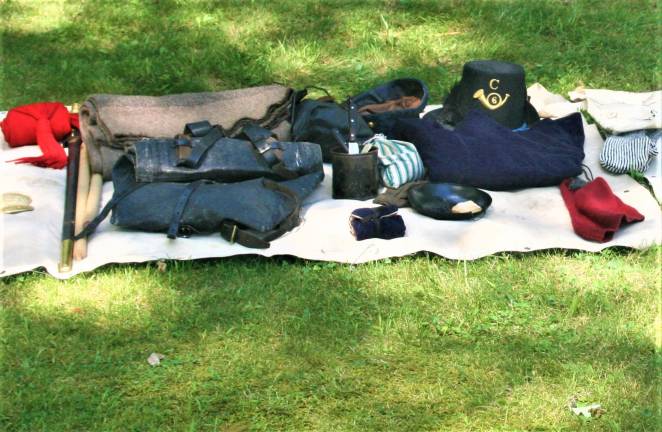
left=1, top=110, right=660, bottom=279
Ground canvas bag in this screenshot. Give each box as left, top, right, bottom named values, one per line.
left=75, top=155, right=324, bottom=249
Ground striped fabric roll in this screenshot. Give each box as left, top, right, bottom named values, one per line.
left=599, top=130, right=660, bottom=174
left=362, top=134, right=425, bottom=188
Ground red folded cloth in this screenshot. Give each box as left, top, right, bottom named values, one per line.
left=1, top=102, right=78, bottom=169
left=560, top=177, right=644, bottom=242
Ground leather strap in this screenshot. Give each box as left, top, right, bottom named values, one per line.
left=176, top=127, right=223, bottom=168
left=225, top=88, right=295, bottom=138
left=167, top=180, right=207, bottom=239
left=240, top=124, right=283, bottom=167
left=258, top=141, right=284, bottom=167
left=219, top=221, right=270, bottom=249
left=73, top=183, right=146, bottom=240
left=289, top=88, right=309, bottom=127
left=240, top=123, right=275, bottom=146
left=219, top=179, right=301, bottom=249
left=184, top=120, right=213, bottom=137
left=239, top=123, right=297, bottom=179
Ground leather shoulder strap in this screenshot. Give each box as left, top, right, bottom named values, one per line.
left=176, top=127, right=224, bottom=168
left=167, top=180, right=208, bottom=239
left=239, top=123, right=298, bottom=179
left=73, top=183, right=146, bottom=240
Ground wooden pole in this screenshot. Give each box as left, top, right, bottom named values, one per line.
left=73, top=144, right=90, bottom=261
left=74, top=173, right=103, bottom=260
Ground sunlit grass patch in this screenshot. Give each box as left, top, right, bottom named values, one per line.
left=1, top=249, right=660, bottom=430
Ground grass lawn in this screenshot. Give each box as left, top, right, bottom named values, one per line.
left=1, top=0, right=660, bottom=431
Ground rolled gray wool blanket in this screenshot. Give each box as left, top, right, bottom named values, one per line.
left=79, top=84, right=294, bottom=179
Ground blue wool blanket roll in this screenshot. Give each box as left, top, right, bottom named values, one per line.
left=393, top=110, right=585, bottom=191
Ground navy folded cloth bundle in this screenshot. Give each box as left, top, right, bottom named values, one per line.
left=349, top=205, right=406, bottom=241
left=393, top=110, right=586, bottom=190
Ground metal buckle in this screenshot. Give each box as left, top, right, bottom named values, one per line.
left=230, top=225, right=238, bottom=244
left=175, top=137, right=191, bottom=147
left=178, top=225, right=195, bottom=238
left=175, top=137, right=192, bottom=161
left=256, top=140, right=270, bottom=154
left=256, top=138, right=279, bottom=155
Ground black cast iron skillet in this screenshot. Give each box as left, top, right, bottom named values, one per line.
left=408, top=182, right=492, bottom=220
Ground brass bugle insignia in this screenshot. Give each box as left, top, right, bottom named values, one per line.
left=473, top=88, right=510, bottom=110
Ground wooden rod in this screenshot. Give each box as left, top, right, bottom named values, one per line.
left=73, top=144, right=90, bottom=261
left=75, top=173, right=104, bottom=260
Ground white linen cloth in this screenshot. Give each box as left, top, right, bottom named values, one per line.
left=1, top=111, right=660, bottom=279
left=527, top=83, right=581, bottom=119
left=568, top=87, right=662, bottom=133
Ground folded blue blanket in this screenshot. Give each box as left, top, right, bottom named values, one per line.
left=349, top=205, right=406, bottom=241
left=393, top=110, right=585, bottom=190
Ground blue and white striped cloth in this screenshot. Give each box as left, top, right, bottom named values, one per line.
left=362, top=134, right=425, bottom=188
left=599, top=130, right=661, bottom=174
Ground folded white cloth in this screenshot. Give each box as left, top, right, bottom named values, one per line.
left=568, top=87, right=662, bottom=133
left=527, top=83, right=580, bottom=118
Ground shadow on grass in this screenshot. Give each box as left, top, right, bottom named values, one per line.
left=2, top=0, right=657, bottom=107
left=1, top=251, right=658, bottom=430
left=0, top=257, right=388, bottom=429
